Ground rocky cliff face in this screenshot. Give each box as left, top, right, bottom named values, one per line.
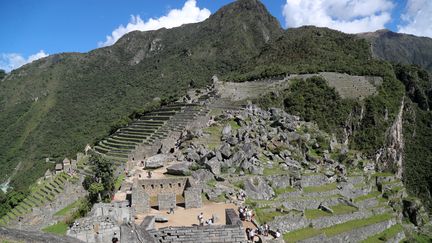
left=376, top=98, right=405, bottom=178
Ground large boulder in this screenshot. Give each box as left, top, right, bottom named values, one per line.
left=145, top=154, right=173, bottom=169
left=185, top=150, right=200, bottom=163
left=244, top=177, right=275, bottom=200
left=220, top=143, right=232, bottom=159
left=204, top=157, right=221, bottom=175
left=222, top=124, right=232, bottom=139
left=191, top=169, right=214, bottom=184
left=166, top=162, right=191, bottom=176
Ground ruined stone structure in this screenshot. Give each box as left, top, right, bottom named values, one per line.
left=67, top=201, right=132, bottom=243
left=138, top=177, right=188, bottom=196
left=184, top=188, right=202, bottom=209
left=142, top=209, right=246, bottom=243
left=131, top=185, right=150, bottom=214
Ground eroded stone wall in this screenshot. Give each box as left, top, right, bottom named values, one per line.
left=138, top=177, right=188, bottom=196
left=184, top=188, right=202, bottom=209
left=158, top=193, right=176, bottom=210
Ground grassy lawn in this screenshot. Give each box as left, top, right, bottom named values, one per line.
left=283, top=213, right=393, bottom=242
left=263, top=166, right=286, bottom=176
left=322, top=213, right=393, bottom=237
left=305, top=204, right=358, bottom=219
left=353, top=191, right=381, bottom=203
left=114, top=174, right=126, bottom=190
left=54, top=199, right=82, bottom=216
left=42, top=222, right=69, bottom=235
left=274, top=186, right=296, bottom=196
left=255, top=207, right=288, bottom=224
left=372, top=172, right=394, bottom=177
left=303, top=183, right=337, bottom=193
left=361, top=224, right=403, bottom=242
left=203, top=125, right=222, bottom=149
left=284, top=227, right=322, bottom=242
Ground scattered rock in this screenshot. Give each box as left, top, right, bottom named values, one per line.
left=243, top=177, right=274, bottom=200
left=166, top=162, right=191, bottom=176
left=145, top=154, right=173, bottom=169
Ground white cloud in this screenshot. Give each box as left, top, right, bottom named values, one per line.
left=398, top=0, right=432, bottom=37
left=282, top=0, right=394, bottom=33
left=98, top=0, right=211, bottom=47
left=0, top=50, right=48, bottom=73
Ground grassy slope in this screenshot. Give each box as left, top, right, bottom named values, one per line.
left=0, top=0, right=282, bottom=190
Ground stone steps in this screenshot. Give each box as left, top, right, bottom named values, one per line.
left=100, top=140, right=136, bottom=150
left=111, top=135, right=144, bottom=143
left=106, top=137, right=139, bottom=146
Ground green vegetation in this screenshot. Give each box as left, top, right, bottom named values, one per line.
left=114, top=174, right=125, bottom=190
left=303, top=183, right=337, bottom=193
left=285, top=213, right=393, bottom=242
left=353, top=191, right=382, bottom=203
left=323, top=213, right=393, bottom=237
left=82, top=154, right=115, bottom=203
left=362, top=224, right=403, bottom=242
left=254, top=207, right=289, bottom=224
left=305, top=204, right=358, bottom=219
left=42, top=222, right=69, bottom=235
left=274, top=186, right=296, bottom=196
left=54, top=199, right=82, bottom=217
left=284, top=227, right=322, bottom=243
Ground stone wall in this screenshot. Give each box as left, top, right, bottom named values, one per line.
left=299, top=219, right=396, bottom=243
left=67, top=216, right=120, bottom=243
left=91, top=201, right=131, bottom=224
left=142, top=209, right=246, bottom=243
left=0, top=227, right=81, bottom=243
left=184, top=188, right=202, bottom=209
left=158, top=193, right=176, bottom=210
left=132, top=185, right=150, bottom=214
left=138, top=177, right=188, bottom=196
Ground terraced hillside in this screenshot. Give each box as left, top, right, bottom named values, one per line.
left=176, top=99, right=423, bottom=242
left=94, top=102, right=208, bottom=162
left=0, top=173, right=73, bottom=226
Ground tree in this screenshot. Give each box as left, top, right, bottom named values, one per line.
left=85, top=153, right=115, bottom=203
left=0, top=69, right=5, bottom=80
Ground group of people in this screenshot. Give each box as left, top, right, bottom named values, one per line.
left=246, top=224, right=281, bottom=242
left=197, top=212, right=215, bottom=226
left=238, top=206, right=254, bottom=221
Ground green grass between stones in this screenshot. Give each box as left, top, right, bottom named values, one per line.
left=274, top=186, right=296, bottom=195
left=322, top=213, right=393, bottom=237
left=305, top=204, right=358, bottom=219
left=361, top=224, right=403, bottom=242
left=54, top=200, right=82, bottom=217
left=255, top=207, right=289, bottom=224
left=114, top=174, right=126, bottom=190
left=284, top=213, right=393, bottom=242
left=353, top=191, right=382, bottom=202
left=284, top=227, right=322, bottom=242
left=303, top=183, right=337, bottom=193
left=42, top=222, right=69, bottom=235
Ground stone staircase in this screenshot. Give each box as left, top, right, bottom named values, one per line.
left=94, top=102, right=208, bottom=162
left=0, top=173, right=72, bottom=226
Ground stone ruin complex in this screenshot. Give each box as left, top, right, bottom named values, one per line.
left=2, top=74, right=429, bottom=243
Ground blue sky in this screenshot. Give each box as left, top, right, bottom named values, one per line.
left=0, top=0, right=431, bottom=72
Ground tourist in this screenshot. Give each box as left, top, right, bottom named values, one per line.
left=275, top=229, right=281, bottom=238
left=169, top=207, right=174, bottom=214
left=112, top=232, right=119, bottom=243
left=263, top=222, right=269, bottom=236
left=239, top=206, right=245, bottom=220
left=147, top=171, right=152, bottom=178
left=248, top=228, right=256, bottom=242
left=198, top=212, right=204, bottom=226
left=246, top=208, right=253, bottom=221
left=206, top=218, right=213, bottom=225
